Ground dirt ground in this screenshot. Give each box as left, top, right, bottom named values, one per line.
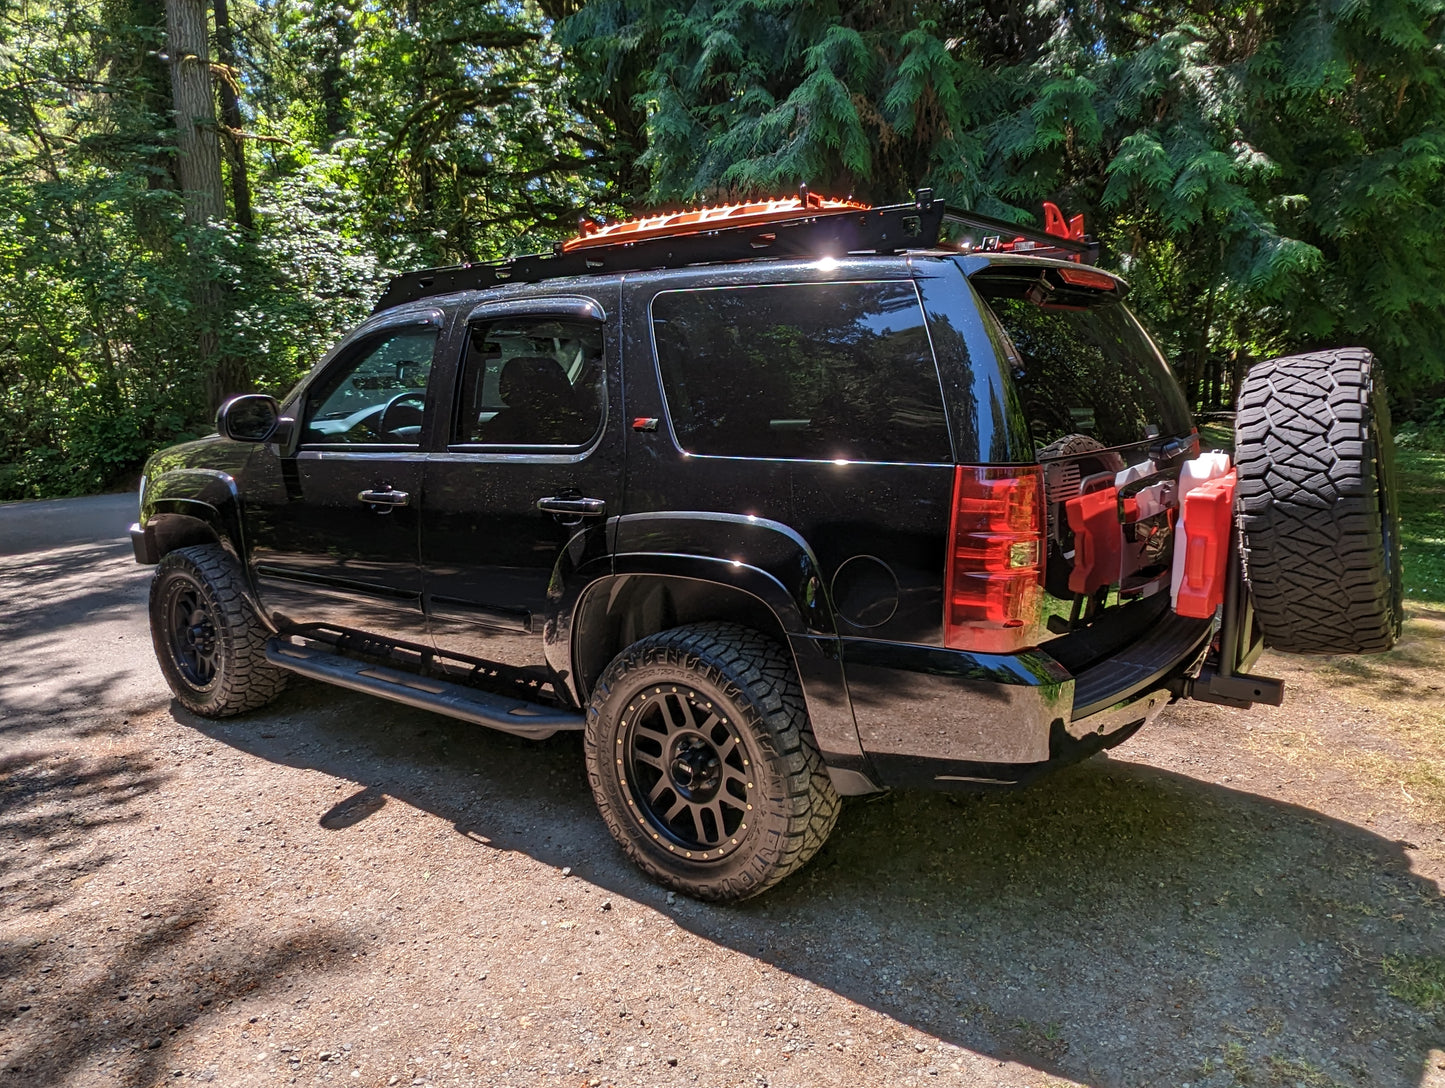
left=2, top=502, right=1443, bottom=1088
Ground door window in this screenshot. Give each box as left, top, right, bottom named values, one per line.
left=650, top=281, right=950, bottom=462
left=452, top=316, right=605, bottom=447
left=303, top=326, right=439, bottom=446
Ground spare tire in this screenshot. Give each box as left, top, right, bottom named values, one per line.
left=1234, top=347, right=1402, bottom=654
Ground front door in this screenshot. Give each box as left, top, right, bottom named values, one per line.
left=420, top=296, right=622, bottom=681
left=246, top=313, right=443, bottom=641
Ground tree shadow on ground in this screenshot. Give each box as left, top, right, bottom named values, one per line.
left=180, top=682, right=1445, bottom=1088
left=0, top=742, right=358, bottom=1087
left=0, top=541, right=146, bottom=643
left=0, top=748, right=167, bottom=913
left=0, top=539, right=159, bottom=735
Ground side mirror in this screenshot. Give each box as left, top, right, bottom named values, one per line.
left=217, top=394, right=280, bottom=443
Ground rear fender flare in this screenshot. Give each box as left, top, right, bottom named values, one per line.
left=608, top=511, right=835, bottom=635
left=562, top=513, right=867, bottom=769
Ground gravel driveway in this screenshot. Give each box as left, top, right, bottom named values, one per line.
left=1, top=496, right=1442, bottom=1088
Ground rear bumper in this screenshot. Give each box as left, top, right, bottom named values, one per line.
left=842, top=610, right=1213, bottom=789
left=1068, top=610, right=1213, bottom=720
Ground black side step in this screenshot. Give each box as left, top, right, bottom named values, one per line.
left=265, top=639, right=584, bottom=740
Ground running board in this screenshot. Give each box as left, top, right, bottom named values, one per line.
left=264, top=639, right=584, bottom=740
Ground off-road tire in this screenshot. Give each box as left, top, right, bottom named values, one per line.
left=148, top=544, right=288, bottom=717
left=1234, top=347, right=1402, bottom=654
left=584, top=623, right=841, bottom=901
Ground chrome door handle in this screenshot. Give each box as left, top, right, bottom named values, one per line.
left=358, top=488, right=410, bottom=507
left=536, top=495, right=606, bottom=517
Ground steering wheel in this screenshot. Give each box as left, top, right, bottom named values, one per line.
left=377, top=391, right=426, bottom=438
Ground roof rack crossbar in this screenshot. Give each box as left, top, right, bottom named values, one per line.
left=372, top=191, right=1093, bottom=312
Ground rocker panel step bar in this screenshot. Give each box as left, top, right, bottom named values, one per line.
left=265, top=639, right=584, bottom=740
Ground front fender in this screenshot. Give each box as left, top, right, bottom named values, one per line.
left=142, top=468, right=246, bottom=558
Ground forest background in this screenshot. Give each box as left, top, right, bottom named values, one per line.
left=0, top=0, right=1442, bottom=499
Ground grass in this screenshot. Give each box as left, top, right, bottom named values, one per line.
left=1394, top=445, right=1445, bottom=604
left=1380, top=953, right=1445, bottom=1012
left=1293, top=439, right=1445, bottom=817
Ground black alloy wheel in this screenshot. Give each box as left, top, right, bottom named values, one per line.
left=585, top=623, right=840, bottom=901
left=147, top=544, right=289, bottom=717
left=622, top=684, right=755, bottom=861
left=163, top=576, right=220, bottom=688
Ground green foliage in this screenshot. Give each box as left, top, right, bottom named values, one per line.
left=1392, top=446, right=1445, bottom=604
left=0, top=0, right=604, bottom=498
left=562, top=0, right=1445, bottom=409
left=2, top=0, right=1443, bottom=497
left=1381, top=951, right=1445, bottom=1011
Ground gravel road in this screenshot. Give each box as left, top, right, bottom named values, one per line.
left=1, top=496, right=1441, bottom=1088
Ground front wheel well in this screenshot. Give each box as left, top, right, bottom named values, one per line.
left=572, top=575, right=794, bottom=704
left=146, top=512, right=221, bottom=558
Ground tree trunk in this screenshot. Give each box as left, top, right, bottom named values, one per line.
left=166, top=0, right=224, bottom=227
left=213, top=0, right=253, bottom=231
left=166, top=0, right=240, bottom=410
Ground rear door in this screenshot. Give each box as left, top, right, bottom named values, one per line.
left=419, top=292, right=623, bottom=677
left=969, top=264, right=1196, bottom=668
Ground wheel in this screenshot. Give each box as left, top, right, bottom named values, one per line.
left=148, top=544, right=289, bottom=717
left=584, top=623, right=841, bottom=901
left=1234, top=347, right=1403, bottom=654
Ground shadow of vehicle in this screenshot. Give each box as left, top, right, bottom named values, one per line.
left=170, top=679, right=1443, bottom=1087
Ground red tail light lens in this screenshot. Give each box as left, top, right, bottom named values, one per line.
left=944, top=465, right=1045, bottom=654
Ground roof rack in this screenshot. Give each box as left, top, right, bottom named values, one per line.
left=372, top=187, right=1098, bottom=312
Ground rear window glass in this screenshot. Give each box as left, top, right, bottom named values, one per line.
left=977, top=280, right=1192, bottom=450
left=651, top=281, right=950, bottom=462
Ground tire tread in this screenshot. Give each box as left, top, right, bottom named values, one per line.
left=585, top=623, right=840, bottom=901
left=148, top=544, right=288, bottom=717
left=1234, top=348, right=1401, bottom=654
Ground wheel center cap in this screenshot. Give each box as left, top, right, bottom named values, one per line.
left=669, top=739, right=721, bottom=799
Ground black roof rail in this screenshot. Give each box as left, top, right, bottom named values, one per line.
left=372, top=189, right=1095, bottom=313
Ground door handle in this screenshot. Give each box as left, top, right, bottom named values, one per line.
left=536, top=495, right=606, bottom=517
left=358, top=488, right=410, bottom=507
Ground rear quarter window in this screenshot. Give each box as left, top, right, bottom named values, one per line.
left=650, top=281, right=951, bottom=462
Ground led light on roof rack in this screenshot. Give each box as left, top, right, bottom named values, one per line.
left=563, top=188, right=870, bottom=252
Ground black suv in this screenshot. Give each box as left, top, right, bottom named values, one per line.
left=132, top=192, right=1402, bottom=900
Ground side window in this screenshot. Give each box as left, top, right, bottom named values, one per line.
left=303, top=326, right=439, bottom=446
left=452, top=315, right=605, bottom=447
left=651, top=281, right=951, bottom=462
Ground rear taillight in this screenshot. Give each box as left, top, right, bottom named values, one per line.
left=944, top=465, right=1045, bottom=654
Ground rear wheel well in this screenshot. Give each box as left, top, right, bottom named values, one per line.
left=572, top=575, right=794, bottom=703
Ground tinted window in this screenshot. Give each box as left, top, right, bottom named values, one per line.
left=652, top=281, right=950, bottom=461
left=976, top=282, right=1192, bottom=450
left=304, top=326, right=437, bottom=445
left=453, top=316, right=604, bottom=447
